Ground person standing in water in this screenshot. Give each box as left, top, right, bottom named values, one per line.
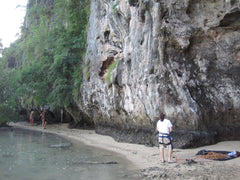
left=40, top=110, right=47, bottom=129
left=29, top=111, right=34, bottom=126
left=156, top=112, right=174, bottom=163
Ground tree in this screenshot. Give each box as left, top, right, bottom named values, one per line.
left=0, top=0, right=91, bottom=121
left=0, top=39, right=3, bottom=57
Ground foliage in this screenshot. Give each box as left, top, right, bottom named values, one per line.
left=112, top=0, right=121, bottom=12
left=0, top=0, right=90, bottom=122
left=0, top=39, right=3, bottom=56
left=105, top=59, right=120, bottom=86
left=0, top=64, right=21, bottom=122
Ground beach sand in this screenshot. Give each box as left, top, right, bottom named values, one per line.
left=9, top=122, right=240, bottom=179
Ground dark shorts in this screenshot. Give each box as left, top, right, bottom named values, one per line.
left=42, top=118, right=47, bottom=122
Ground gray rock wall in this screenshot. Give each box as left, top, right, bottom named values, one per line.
left=79, top=0, right=240, bottom=148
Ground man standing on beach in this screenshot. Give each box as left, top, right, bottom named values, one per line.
left=40, top=110, right=47, bottom=129
left=156, top=113, right=174, bottom=163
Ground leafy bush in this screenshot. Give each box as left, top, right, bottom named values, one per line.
left=105, top=59, right=120, bottom=86
left=0, top=0, right=90, bottom=122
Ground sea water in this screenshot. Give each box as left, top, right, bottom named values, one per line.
left=0, top=128, right=139, bottom=180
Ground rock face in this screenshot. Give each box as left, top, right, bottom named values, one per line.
left=78, top=0, right=240, bottom=148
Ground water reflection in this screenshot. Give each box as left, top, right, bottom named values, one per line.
left=41, top=132, right=46, bottom=147
left=0, top=128, right=139, bottom=180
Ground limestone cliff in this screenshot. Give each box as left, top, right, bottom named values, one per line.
left=74, top=0, right=240, bottom=148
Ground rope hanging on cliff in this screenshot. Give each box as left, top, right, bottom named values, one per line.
left=163, top=7, right=173, bottom=109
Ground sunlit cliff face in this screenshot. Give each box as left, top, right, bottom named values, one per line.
left=74, top=0, right=240, bottom=148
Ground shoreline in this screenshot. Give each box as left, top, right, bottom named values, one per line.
left=8, top=122, right=240, bottom=179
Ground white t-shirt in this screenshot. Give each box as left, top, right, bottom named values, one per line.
left=156, top=119, right=173, bottom=134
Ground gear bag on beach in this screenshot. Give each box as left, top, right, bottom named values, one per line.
left=196, top=149, right=240, bottom=161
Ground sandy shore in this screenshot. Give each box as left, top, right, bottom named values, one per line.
left=9, top=122, right=240, bottom=179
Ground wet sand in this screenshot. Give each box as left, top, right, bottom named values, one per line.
left=9, top=122, right=240, bottom=179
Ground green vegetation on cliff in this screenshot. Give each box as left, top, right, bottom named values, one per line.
left=0, top=0, right=90, bottom=123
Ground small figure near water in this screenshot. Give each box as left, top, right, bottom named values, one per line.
left=156, top=112, right=174, bottom=163
left=29, top=111, right=34, bottom=126
left=40, top=110, right=47, bottom=129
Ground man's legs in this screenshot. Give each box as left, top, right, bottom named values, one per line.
left=168, top=144, right=175, bottom=162
left=44, top=121, right=47, bottom=129
left=168, top=149, right=172, bottom=162
left=160, top=146, right=165, bottom=162
left=42, top=120, right=45, bottom=129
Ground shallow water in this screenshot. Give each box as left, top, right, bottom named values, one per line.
left=0, top=128, right=139, bottom=180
